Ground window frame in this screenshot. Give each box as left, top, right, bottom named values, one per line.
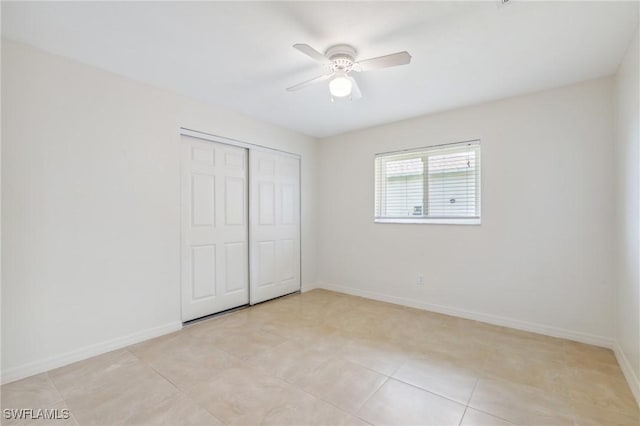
left=374, top=140, right=482, bottom=225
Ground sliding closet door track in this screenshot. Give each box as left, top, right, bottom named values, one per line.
left=182, top=304, right=249, bottom=327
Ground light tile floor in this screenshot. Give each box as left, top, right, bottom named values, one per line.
left=2, top=289, right=638, bottom=426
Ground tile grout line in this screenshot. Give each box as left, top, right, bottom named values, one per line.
left=333, top=354, right=401, bottom=379
left=39, top=373, right=65, bottom=407
left=457, top=378, right=479, bottom=426
left=383, top=374, right=471, bottom=408
left=270, top=320, right=404, bottom=422
left=44, top=372, right=80, bottom=426
left=462, top=376, right=558, bottom=426
left=462, top=406, right=517, bottom=425
left=277, top=351, right=389, bottom=423
left=351, top=375, right=391, bottom=423
left=275, top=314, right=478, bottom=413
left=458, top=406, right=469, bottom=426
left=283, top=375, right=376, bottom=425
left=465, top=377, right=479, bottom=406
left=127, top=328, right=363, bottom=426
left=125, top=348, right=228, bottom=426
left=386, top=356, right=406, bottom=378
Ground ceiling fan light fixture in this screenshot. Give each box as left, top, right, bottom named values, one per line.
left=329, top=73, right=353, bottom=97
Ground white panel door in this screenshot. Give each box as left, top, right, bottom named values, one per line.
left=250, top=150, right=301, bottom=304
left=181, top=135, right=248, bottom=321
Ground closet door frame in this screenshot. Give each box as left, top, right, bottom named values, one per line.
left=179, top=127, right=302, bottom=314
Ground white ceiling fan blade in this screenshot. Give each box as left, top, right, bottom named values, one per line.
left=293, top=43, right=331, bottom=65
left=286, top=73, right=333, bottom=92
left=350, top=76, right=362, bottom=100
left=354, top=51, right=411, bottom=72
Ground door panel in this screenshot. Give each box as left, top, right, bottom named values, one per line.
left=281, top=184, right=296, bottom=225
left=258, top=182, right=275, bottom=225
left=191, top=174, right=215, bottom=226
left=257, top=241, right=276, bottom=287
left=279, top=239, right=295, bottom=281
left=181, top=135, right=249, bottom=321
left=250, top=150, right=300, bottom=304
left=224, top=177, right=245, bottom=225
left=192, top=245, right=216, bottom=299
left=224, top=242, right=246, bottom=293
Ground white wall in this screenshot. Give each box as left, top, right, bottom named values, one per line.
left=1, top=40, right=318, bottom=382
left=614, top=30, right=640, bottom=402
left=317, top=78, right=615, bottom=345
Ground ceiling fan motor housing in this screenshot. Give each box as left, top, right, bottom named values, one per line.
left=326, top=44, right=357, bottom=73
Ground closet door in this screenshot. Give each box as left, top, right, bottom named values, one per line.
left=181, top=135, right=249, bottom=321
left=249, top=150, right=301, bottom=304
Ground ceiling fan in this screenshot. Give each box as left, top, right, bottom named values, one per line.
left=286, top=43, right=412, bottom=101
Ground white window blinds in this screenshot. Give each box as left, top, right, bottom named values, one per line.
left=374, top=141, right=481, bottom=224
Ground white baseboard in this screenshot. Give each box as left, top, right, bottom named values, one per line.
left=1, top=321, right=182, bottom=385
left=614, top=342, right=640, bottom=407
left=318, top=282, right=614, bottom=349
left=301, top=282, right=320, bottom=293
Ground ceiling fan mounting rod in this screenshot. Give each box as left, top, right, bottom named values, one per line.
left=325, top=44, right=357, bottom=60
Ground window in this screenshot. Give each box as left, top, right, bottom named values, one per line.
left=374, top=140, right=481, bottom=224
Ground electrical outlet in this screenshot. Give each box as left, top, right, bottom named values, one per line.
left=416, top=274, right=424, bottom=285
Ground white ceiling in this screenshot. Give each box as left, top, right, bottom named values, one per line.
left=2, top=1, right=638, bottom=138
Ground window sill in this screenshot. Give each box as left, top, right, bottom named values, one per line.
left=374, top=217, right=481, bottom=225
